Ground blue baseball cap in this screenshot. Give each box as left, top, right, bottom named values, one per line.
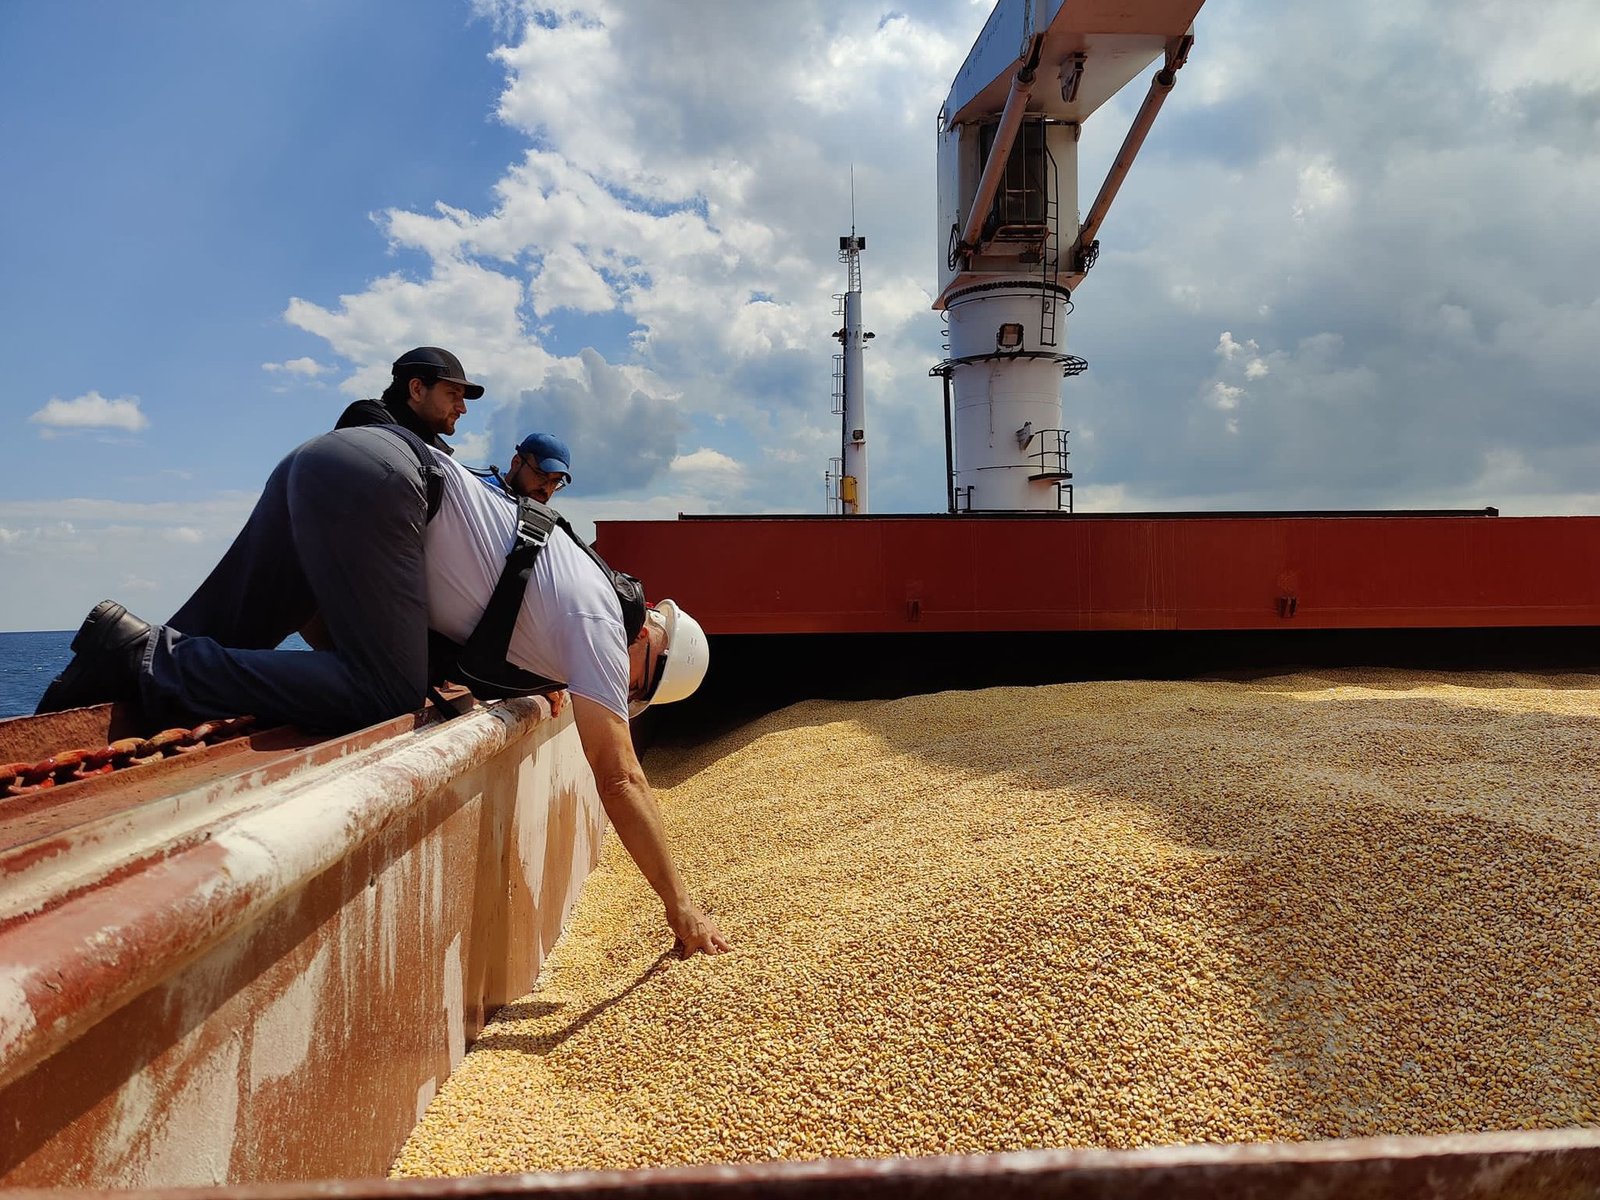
left=516, top=432, right=571, bottom=480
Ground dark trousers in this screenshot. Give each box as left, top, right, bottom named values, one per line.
left=144, top=426, right=431, bottom=732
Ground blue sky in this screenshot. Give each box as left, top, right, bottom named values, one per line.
left=3, top=0, right=521, bottom=505
left=4, top=0, right=1600, bottom=632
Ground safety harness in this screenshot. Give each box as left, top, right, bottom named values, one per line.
left=389, top=426, right=644, bottom=708
left=393, top=426, right=447, bottom=521
left=434, top=496, right=648, bottom=701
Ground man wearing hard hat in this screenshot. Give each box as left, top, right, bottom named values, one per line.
left=421, top=443, right=725, bottom=954
left=36, top=421, right=725, bottom=956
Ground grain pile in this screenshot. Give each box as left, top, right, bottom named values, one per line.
left=393, top=669, right=1600, bottom=1175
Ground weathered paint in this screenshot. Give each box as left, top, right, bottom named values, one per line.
left=443, top=933, right=465, bottom=1073
left=2, top=1129, right=1598, bottom=1198
left=0, top=697, right=607, bottom=1186
left=246, top=942, right=331, bottom=1092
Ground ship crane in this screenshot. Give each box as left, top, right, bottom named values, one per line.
left=933, top=0, right=1202, bottom=514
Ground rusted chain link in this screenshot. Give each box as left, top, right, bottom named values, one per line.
left=0, top=716, right=257, bottom=800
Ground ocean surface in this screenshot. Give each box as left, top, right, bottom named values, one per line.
left=0, top=630, right=75, bottom=719
left=0, top=630, right=312, bottom=720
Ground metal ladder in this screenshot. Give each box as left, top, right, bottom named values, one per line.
left=1039, top=137, right=1062, bottom=348
left=824, top=456, right=845, bottom=515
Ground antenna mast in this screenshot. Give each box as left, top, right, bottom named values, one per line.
left=830, top=209, right=869, bottom=516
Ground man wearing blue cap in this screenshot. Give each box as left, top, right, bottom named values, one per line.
left=488, top=432, right=572, bottom=504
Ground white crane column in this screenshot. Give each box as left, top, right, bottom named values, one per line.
left=934, top=0, right=1201, bottom=514
left=838, top=234, right=869, bottom=515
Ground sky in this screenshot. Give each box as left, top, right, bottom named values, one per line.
left=3, top=0, right=1599, bottom=632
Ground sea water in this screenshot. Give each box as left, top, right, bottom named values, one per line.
left=0, top=630, right=74, bottom=719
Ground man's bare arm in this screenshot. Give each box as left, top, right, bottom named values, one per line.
left=569, top=694, right=729, bottom=955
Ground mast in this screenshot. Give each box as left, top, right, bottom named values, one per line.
left=836, top=232, right=869, bottom=515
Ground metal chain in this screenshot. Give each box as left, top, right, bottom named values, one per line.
left=0, top=715, right=258, bottom=800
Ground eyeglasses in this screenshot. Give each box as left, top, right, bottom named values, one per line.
left=642, top=638, right=670, bottom=704
left=629, top=611, right=670, bottom=713
left=515, top=457, right=568, bottom=491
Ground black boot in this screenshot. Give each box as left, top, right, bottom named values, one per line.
left=35, top=601, right=154, bottom=714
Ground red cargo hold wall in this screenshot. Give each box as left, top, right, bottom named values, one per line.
left=593, top=514, right=1600, bottom=634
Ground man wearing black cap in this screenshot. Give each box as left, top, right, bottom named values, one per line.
left=336, top=346, right=484, bottom=453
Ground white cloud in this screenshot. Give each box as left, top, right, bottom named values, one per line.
left=262, top=357, right=332, bottom=377
left=793, top=12, right=968, bottom=123
left=1216, top=332, right=1254, bottom=360
left=533, top=244, right=617, bottom=315
left=1291, top=155, right=1350, bottom=222
left=270, top=2, right=986, bottom=523
left=285, top=258, right=545, bottom=401
left=1209, top=382, right=1243, bottom=411
left=29, top=391, right=148, bottom=433
left=670, top=447, right=745, bottom=478
left=272, top=0, right=1600, bottom=523
left=451, top=431, right=492, bottom=463
left=12, top=0, right=1600, bottom=636
left=1439, top=0, right=1600, bottom=93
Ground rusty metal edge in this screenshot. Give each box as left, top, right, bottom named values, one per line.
left=0, top=710, right=452, bottom=920
left=0, top=697, right=552, bottom=1093
left=2, top=1128, right=1599, bottom=1199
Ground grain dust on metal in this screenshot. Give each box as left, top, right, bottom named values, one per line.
left=393, top=670, right=1600, bottom=1175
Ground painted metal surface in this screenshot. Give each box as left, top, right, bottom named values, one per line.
left=943, top=0, right=1204, bottom=130
left=937, top=0, right=1203, bottom=299
left=946, top=284, right=1081, bottom=511
left=837, top=241, right=869, bottom=516
left=594, top=513, right=1600, bottom=635
left=0, top=705, right=143, bottom=767
left=0, top=697, right=607, bottom=1187
left=4, top=1128, right=1598, bottom=1198
left=934, top=1, right=1201, bottom=513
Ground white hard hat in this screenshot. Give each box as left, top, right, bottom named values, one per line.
left=629, top=599, right=709, bottom=716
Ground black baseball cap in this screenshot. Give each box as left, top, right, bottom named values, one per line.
left=392, top=346, right=484, bottom=400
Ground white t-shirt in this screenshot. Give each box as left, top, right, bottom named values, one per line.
left=424, top=449, right=631, bottom=718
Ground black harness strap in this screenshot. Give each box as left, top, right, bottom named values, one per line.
left=386, top=426, right=445, bottom=522
left=453, top=503, right=562, bottom=698
left=444, top=497, right=648, bottom=702
left=366, top=427, right=455, bottom=713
